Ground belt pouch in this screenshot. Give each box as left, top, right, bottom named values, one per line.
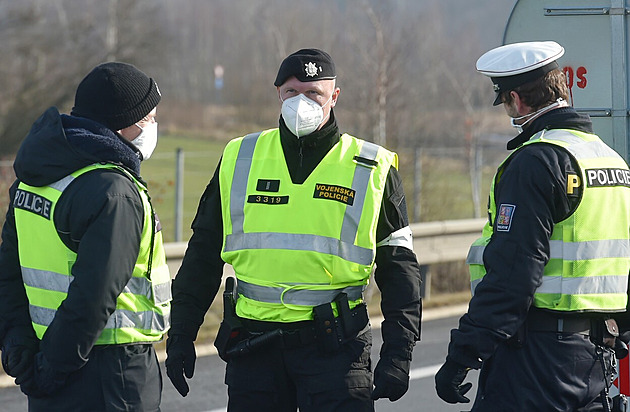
left=313, top=301, right=340, bottom=353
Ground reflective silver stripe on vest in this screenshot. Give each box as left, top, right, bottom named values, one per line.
left=22, top=267, right=73, bottom=292
left=22, top=266, right=168, bottom=302
left=29, top=304, right=169, bottom=332
left=468, top=239, right=629, bottom=265
left=466, top=245, right=484, bottom=265
left=549, top=239, right=630, bottom=260
left=540, top=130, right=619, bottom=160
left=152, top=280, right=173, bottom=305
left=535, top=275, right=628, bottom=295
left=340, top=141, right=379, bottom=244
left=225, top=134, right=378, bottom=264
left=48, top=175, right=76, bottom=192
left=471, top=278, right=482, bottom=294
left=230, top=132, right=261, bottom=233
left=224, top=232, right=373, bottom=265
left=237, top=279, right=365, bottom=306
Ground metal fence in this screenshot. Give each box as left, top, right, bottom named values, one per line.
left=0, top=141, right=507, bottom=244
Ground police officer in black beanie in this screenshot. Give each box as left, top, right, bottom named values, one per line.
left=0, top=62, right=170, bottom=411
left=166, top=48, right=422, bottom=411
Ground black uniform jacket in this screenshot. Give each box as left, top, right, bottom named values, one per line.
left=170, top=112, right=423, bottom=355
left=447, top=107, right=608, bottom=369
left=0, top=107, right=148, bottom=375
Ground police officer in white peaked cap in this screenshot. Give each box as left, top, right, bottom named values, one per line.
left=435, top=40, right=630, bottom=411
left=476, top=41, right=565, bottom=105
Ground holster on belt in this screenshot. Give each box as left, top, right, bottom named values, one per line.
left=591, top=318, right=619, bottom=348
left=214, top=277, right=244, bottom=361
left=313, top=292, right=368, bottom=354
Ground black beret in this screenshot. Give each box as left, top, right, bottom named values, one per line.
left=71, top=62, right=161, bottom=131
left=274, top=48, right=336, bottom=87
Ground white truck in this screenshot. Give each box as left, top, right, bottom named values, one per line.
left=504, top=0, right=630, bottom=399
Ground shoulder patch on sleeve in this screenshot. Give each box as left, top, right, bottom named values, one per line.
left=496, top=204, right=516, bottom=232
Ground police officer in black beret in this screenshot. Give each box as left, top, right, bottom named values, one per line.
left=165, top=48, right=422, bottom=411
left=435, top=41, right=630, bottom=411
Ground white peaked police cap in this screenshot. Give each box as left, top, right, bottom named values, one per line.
left=476, top=41, right=565, bottom=105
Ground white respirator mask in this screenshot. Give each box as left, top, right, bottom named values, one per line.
left=281, top=94, right=332, bottom=138
left=131, top=121, right=158, bottom=161
left=510, top=98, right=567, bottom=133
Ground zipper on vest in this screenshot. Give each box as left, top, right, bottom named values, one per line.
left=299, top=138, right=304, bottom=168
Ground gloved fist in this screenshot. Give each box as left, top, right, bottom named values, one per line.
left=371, top=356, right=410, bottom=402
left=1, top=333, right=39, bottom=379
left=19, top=352, right=67, bottom=398
left=435, top=359, right=473, bottom=404
left=2, top=343, right=36, bottom=379
left=165, top=334, right=196, bottom=397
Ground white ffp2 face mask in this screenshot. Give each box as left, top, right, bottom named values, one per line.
left=509, top=98, right=566, bottom=133
left=131, top=121, right=158, bottom=160
left=281, top=94, right=331, bottom=137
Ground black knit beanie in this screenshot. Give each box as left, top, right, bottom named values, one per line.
left=71, top=62, right=161, bottom=131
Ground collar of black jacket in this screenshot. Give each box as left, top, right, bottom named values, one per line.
left=279, top=109, right=340, bottom=149
left=507, top=107, right=594, bottom=150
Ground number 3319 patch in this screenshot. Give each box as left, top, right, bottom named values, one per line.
left=497, top=204, right=516, bottom=232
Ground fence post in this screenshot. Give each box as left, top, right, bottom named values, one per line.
left=174, top=148, right=184, bottom=242
left=414, top=147, right=422, bottom=223
left=420, top=264, right=431, bottom=300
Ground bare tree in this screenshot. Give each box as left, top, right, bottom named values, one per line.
left=0, top=0, right=167, bottom=155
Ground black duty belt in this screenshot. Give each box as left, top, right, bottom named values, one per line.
left=526, top=309, right=592, bottom=335
left=239, top=302, right=369, bottom=349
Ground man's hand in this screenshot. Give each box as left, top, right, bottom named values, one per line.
left=2, top=344, right=36, bottom=379
left=165, top=334, right=196, bottom=397
left=371, top=356, right=410, bottom=402
left=18, top=352, right=67, bottom=398
left=435, top=359, right=473, bottom=404
left=1, top=333, right=39, bottom=384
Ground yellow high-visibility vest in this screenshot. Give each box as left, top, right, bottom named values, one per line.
left=467, top=129, right=630, bottom=312
left=14, top=163, right=171, bottom=343
left=219, top=130, right=397, bottom=322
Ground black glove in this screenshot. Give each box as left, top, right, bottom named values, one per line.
left=435, top=359, right=473, bottom=404
left=2, top=344, right=35, bottom=379
left=1, top=334, right=39, bottom=379
left=372, top=356, right=411, bottom=402
left=165, top=334, right=196, bottom=397
left=617, top=331, right=630, bottom=359
left=18, top=352, right=67, bottom=398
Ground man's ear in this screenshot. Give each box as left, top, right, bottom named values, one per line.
left=511, top=91, right=529, bottom=116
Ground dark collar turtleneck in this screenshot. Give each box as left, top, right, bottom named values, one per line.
left=279, top=110, right=341, bottom=184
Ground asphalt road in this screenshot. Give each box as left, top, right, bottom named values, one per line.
left=0, top=305, right=477, bottom=411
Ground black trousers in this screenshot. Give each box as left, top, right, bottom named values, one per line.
left=225, top=329, right=373, bottom=412
left=28, top=344, right=162, bottom=412
left=471, top=331, right=613, bottom=412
